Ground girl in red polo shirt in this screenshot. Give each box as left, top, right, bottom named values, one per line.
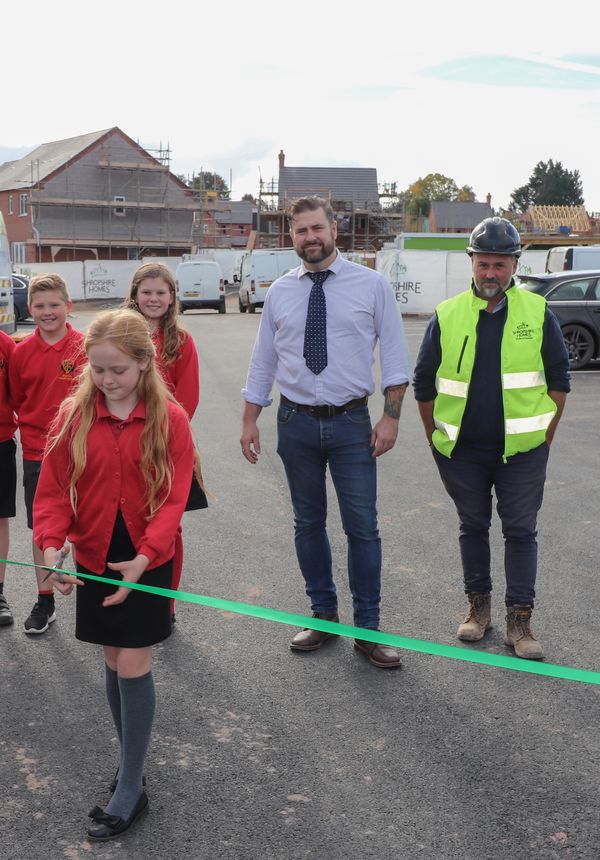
left=124, top=262, right=203, bottom=622
left=34, top=309, right=194, bottom=841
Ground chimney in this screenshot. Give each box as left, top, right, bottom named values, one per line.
left=278, top=149, right=285, bottom=169
left=486, top=192, right=492, bottom=207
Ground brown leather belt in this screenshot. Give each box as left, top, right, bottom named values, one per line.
left=280, top=394, right=368, bottom=418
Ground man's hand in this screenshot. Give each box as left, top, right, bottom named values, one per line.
left=240, top=421, right=261, bottom=464
left=241, top=402, right=263, bottom=464
left=104, top=554, right=150, bottom=607
left=370, top=383, right=407, bottom=457
left=370, top=414, right=399, bottom=457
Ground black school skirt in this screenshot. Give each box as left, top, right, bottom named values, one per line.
left=75, top=511, right=172, bottom=648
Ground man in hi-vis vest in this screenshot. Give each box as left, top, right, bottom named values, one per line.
left=413, top=217, right=570, bottom=659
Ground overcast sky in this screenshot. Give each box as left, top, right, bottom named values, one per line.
left=3, top=0, right=600, bottom=212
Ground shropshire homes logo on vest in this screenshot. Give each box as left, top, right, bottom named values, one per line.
left=513, top=322, right=533, bottom=341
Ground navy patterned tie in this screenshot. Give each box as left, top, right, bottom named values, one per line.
left=303, top=270, right=331, bottom=375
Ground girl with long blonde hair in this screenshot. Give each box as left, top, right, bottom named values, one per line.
left=34, top=309, right=194, bottom=841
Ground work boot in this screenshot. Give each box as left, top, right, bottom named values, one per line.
left=457, top=592, right=491, bottom=642
left=290, top=612, right=339, bottom=651
left=504, top=605, right=544, bottom=660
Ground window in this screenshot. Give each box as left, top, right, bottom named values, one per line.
left=549, top=280, right=592, bottom=301
left=11, top=242, right=26, bottom=264
left=113, top=195, right=126, bottom=216
left=8, top=194, right=13, bottom=215
left=19, top=193, right=28, bottom=216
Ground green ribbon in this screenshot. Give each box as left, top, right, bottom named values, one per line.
left=6, top=558, right=600, bottom=685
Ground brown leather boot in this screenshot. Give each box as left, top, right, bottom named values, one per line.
left=354, top=636, right=402, bottom=669
left=457, top=592, right=491, bottom=641
left=289, top=612, right=339, bottom=651
left=504, top=605, right=544, bottom=660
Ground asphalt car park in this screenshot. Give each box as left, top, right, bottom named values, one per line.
left=518, top=270, right=600, bottom=369
left=4, top=305, right=600, bottom=859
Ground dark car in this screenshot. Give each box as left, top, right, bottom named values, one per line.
left=12, top=274, right=30, bottom=322
left=518, top=270, right=600, bottom=369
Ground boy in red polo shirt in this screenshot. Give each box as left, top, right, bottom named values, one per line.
left=0, top=330, right=17, bottom=626
left=9, top=273, right=85, bottom=634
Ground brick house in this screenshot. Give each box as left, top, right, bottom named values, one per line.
left=0, top=127, right=204, bottom=263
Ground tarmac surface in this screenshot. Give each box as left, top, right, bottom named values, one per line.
left=2, top=294, right=599, bottom=859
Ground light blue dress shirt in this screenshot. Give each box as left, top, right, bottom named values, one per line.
left=242, top=252, right=411, bottom=407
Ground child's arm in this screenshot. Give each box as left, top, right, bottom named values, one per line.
left=104, top=406, right=194, bottom=606
left=7, top=344, right=25, bottom=412
left=173, top=333, right=200, bottom=419
left=33, top=441, right=76, bottom=563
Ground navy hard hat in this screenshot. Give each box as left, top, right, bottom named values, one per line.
left=467, top=217, right=521, bottom=258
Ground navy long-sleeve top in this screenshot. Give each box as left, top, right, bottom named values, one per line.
left=413, top=286, right=571, bottom=450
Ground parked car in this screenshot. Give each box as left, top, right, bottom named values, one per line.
left=517, top=270, right=600, bottom=369
left=12, top=274, right=30, bottom=321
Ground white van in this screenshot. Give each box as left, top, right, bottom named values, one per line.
left=0, top=213, right=15, bottom=334
left=175, top=260, right=226, bottom=313
left=545, top=245, right=600, bottom=273
left=238, top=249, right=301, bottom=313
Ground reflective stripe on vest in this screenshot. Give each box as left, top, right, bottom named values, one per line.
left=436, top=377, right=469, bottom=398
left=434, top=418, right=460, bottom=440
left=505, top=412, right=555, bottom=435
left=503, top=370, right=546, bottom=390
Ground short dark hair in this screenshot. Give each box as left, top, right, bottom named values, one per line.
left=287, top=196, right=335, bottom=228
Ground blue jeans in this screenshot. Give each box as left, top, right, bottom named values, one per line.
left=433, top=443, right=549, bottom=606
left=276, top=403, right=381, bottom=628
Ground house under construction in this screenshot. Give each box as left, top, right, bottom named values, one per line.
left=0, top=127, right=197, bottom=263
left=254, top=150, right=404, bottom=251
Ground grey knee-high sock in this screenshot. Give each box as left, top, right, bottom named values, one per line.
left=105, top=672, right=155, bottom=819
left=105, top=664, right=122, bottom=747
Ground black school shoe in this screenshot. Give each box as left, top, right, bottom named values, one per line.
left=24, top=600, right=56, bottom=634
left=87, top=791, right=149, bottom=841
left=0, top=594, right=14, bottom=626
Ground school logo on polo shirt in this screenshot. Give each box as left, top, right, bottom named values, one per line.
left=59, top=358, right=77, bottom=379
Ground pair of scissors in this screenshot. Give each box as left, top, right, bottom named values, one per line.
left=42, top=547, right=68, bottom=584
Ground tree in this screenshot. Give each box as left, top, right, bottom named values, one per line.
left=404, top=173, right=476, bottom=216
left=241, top=193, right=256, bottom=203
left=179, top=171, right=231, bottom=199
left=509, top=160, right=584, bottom=211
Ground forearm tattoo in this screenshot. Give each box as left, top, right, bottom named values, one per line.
left=383, top=384, right=408, bottom=419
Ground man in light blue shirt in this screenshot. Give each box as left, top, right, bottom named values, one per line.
left=241, top=197, right=410, bottom=668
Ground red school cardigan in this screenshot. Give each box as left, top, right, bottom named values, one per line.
left=33, top=394, right=194, bottom=573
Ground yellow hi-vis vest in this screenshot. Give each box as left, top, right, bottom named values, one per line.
left=432, top=285, right=557, bottom=459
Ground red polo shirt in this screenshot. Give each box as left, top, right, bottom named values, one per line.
left=9, top=324, right=86, bottom=460
left=152, top=328, right=199, bottom=419
left=0, top=330, right=17, bottom=443
left=33, top=395, right=194, bottom=573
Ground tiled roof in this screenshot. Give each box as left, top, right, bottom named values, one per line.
left=278, top=166, right=379, bottom=209
left=430, top=201, right=493, bottom=229
left=0, top=128, right=113, bottom=191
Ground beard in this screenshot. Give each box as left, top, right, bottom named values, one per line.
left=474, top=276, right=512, bottom=299
left=297, top=236, right=335, bottom=265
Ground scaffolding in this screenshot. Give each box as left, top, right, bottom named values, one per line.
left=256, top=178, right=405, bottom=251
left=27, top=138, right=198, bottom=262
